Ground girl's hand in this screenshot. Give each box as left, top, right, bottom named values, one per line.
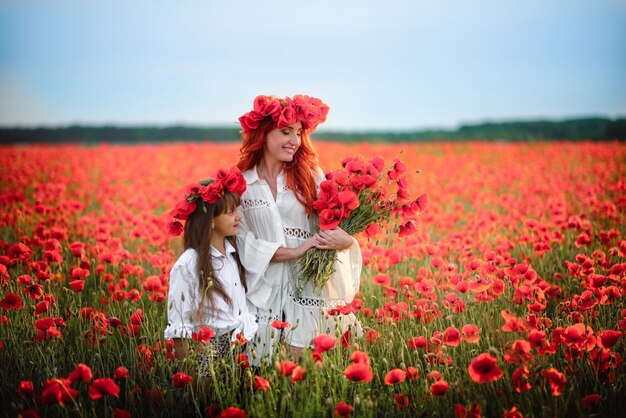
left=315, top=228, right=354, bottom=251
left=295, top=235, right=318, bottom=258
left=272, top=235, right=319, bottom=262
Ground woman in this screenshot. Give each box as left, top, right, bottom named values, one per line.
left=235, top=94, right=362, bottom=365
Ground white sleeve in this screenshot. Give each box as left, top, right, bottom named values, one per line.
left=236, top=210, right=282, bottom=308
left=164, top=261, right=197, bottom=339
left=323, top=237, right=362, bottom=303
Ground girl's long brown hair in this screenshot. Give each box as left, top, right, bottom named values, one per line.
left=237, top=108, right=320, bottom=215
left=183, top=187, right=247, bottom=315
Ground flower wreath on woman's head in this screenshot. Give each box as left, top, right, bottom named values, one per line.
left=166, top=166, right=246, bottom=236
left=238, top=94, right=330, bottom=133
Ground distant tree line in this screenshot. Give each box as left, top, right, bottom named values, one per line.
left=1, top=117, right=624, bottom=145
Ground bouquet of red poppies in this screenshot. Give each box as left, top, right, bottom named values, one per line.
left=297, top=155, right=427, bottom=293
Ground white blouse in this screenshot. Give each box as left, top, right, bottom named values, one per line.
left=164, top=241, right=258, bottom=341
left=237, top=165, right=362, bottom=349
left=236, top=166, right=315, bottom=309
left=237, top=166, right=361, bottom=306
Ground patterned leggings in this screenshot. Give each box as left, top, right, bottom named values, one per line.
left=197, top=332, right=238, bottom=377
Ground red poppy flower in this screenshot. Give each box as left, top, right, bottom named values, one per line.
left=279, top=360, right=297, bottom=376
left=114, top=366, right=129, bottom=380
left=107, top=317, right=123, bottom=328
left=365, top=329, right=381, bottom=343
left=398, top=221, right=417, bottom=237
left=454, top=403, right=481, bottom=417
left=504, top=340, right=533, bottom=364
left=167, top=221, right=184, bottom=236
left=560, top=323, right=591, bottom=347
left=364, top=223, right=381, bottom=237
left=407, top=336, right=427, bottom=350
left=319, top=208, right=343, bottom=230
left=442, top=326, right=461, bottom=347
left=341, top=329, right=351, bottom=348
left=372, top=274, right=391, bottom=286
left=70, top=242, right=85, bottom=257
left=17, top=381, right=34, bottom=398
left=544, top=368, right=567, bottom=396
left=20, top=409, right=38, bottom=418
left=429, top=380, right=449, bottom=396
left=582, top=394, right=601, bottom=409
left=144, top=276, right=162, bottom=292
left=172, top=372, right=193, bottom=388
left=394, top=393, right=410, bottom=408
left=89, top=378, right=120, bottom=400
left=291, top=366, right=306, bottom=383
left=406, top=366, right=419, bottom=380
left=41, top=378, right=78, bottom=406
left=130, top=309, right=143, bottom=325
left=192, top=326, right=215, bottom=342
left=597, top=330, right=621, bottom=349
left=169, top=199, right=196, bottom=220
left=502, top=406, right=524, bottom=418
left=24, top=283, right=44, bottom=300
left=512, top=365, right=532, bottom=393
left=34, top=317, right=56, bottom=331
left=350, top=350, right=370, bottom=365
left=237, top=353, right=249, bottom=369
left=461, top=324, right=481, bottom=343
left=384, top=368, right=406, bottom=385
left=114, top=409, right=132, bottom=418
left=68, top=363, right=93, bottom=382
left=253, top=375, right=270, bottom=392
left=312, top=334, right=337, bottom=354
left=468, top=353, right=504, bottom=383
left=35, top=300, right=50, bottom=316
left=271, top=319, right=290, bottom=330
left=528, top=329, right=547, bottom=348
left=343, top=363, right=373, bottom=382
left=0, top=292, right=23, bottom=310
left=69, top=280, right=85, bottom=292
left=218, top=407, right=246, bottom=418
left=335, top=401, right=353, bottom=417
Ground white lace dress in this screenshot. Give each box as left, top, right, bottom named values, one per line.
left=236, top=166, right=362, bottom=365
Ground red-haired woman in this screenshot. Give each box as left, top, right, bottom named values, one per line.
left=236, top=95, right=362, bottom=365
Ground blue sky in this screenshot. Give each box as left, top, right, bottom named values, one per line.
left=1, top=0, right=625, bottom=130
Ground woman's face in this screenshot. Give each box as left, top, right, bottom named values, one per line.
left=263, top=121, right=303, bottom=164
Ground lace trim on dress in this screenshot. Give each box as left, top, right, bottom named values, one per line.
left=241, top=199, right=272, bottom=209
left=283, top=227, right=312, bottom=240
left=288, top=290, right=345, bottom=308
left=256, top=313, right=281, bottom=324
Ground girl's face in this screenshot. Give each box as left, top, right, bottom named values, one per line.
left=212, top=205, right=241, bottom=238
left=263, top=121, right=303, bottom=164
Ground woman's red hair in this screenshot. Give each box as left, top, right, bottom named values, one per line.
left=237, top=115, right=319, bottom=215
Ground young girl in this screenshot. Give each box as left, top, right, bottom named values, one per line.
left=164, top=166, right=257, bottom=377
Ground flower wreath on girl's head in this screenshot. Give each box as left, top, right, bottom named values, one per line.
left=166, top=166, right=247, bottom=236
left=238, top=94, right=330, bottom=133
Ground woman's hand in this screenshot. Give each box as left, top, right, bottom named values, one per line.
left=315, top=228, right=354, bottom=251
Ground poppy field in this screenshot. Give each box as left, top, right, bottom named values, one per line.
left=0, top=140, right=625, bottom=417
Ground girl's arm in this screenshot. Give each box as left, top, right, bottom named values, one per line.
left=270, top=235, right=318, bottom=262
left=164, top=257, right=197, bottom=341
left=172, top=338, right=187, bottom=361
